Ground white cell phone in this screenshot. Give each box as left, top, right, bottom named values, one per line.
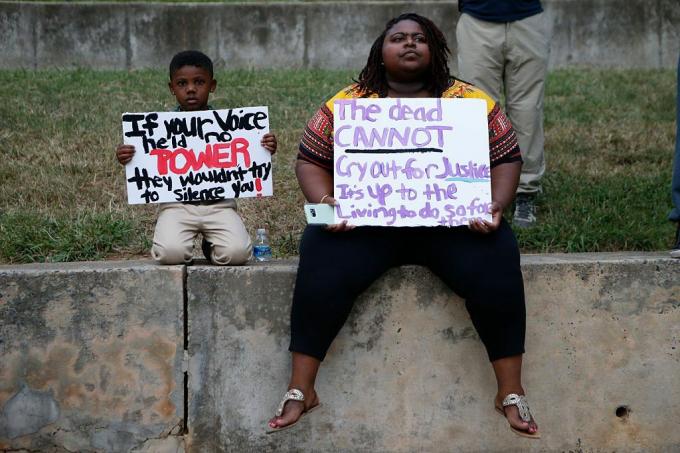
left=304, top=203, right=335, bottom=225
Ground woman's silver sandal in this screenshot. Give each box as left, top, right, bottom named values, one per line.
left=266, top=388, right=321, bottom=434
left=495, top=393, right=541, bottom=439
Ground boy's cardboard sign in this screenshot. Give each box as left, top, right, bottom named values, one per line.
left=333, top=98, right=491, bottom=227
left=122, top=107, right=272, bottom=204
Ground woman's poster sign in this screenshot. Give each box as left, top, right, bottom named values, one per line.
left=121, top=107, right=272, bottom=204
left=333, top=98, right=491, bottom=227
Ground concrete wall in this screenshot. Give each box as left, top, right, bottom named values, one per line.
left=1, top=252, right=679, bottom=452
left=0, top=262, right=186, bottom=452
left=0, top=0, right=678, bottom=71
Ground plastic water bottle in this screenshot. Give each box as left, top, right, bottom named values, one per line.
left=253, top=228, right=272, bottom=262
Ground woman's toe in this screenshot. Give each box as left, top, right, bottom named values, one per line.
left=506, top=408, right=532, bottom=431
left=269, top=401, right=304, bottom=429
left=513, top=417, right=539, bottom=435
left=268, top=417, right=281, bottom=428
left=514, top=420, right=529, bottom=430
left=529, top=421, right=539, bottom=433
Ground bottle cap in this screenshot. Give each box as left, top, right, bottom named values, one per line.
left=257, top=228, right=266, bottom=234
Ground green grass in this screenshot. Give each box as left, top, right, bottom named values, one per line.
left=17, top=0, right=436, bottom=3
left=0, top=211, right=145, bottom=263
left=0, top=68, right=676, bottom=263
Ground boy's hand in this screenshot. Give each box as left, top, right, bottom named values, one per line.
left=116, top=144, right=135, bottom=165
left=261, top=133, right=277, bottom=155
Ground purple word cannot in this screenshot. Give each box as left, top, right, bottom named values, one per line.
left=335, top=125, right=452, bottom=149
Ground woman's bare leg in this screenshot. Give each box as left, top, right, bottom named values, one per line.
left=268, top=352, right=321, bottom=430
left=492, top=354, right=539, bottom=435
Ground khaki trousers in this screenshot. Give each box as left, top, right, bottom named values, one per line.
left=456, top=12, right=549, bottom=195
left=151, top=201, right=252, bottom=265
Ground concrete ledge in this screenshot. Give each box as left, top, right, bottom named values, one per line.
left=187, top=253, right=680, bottom=452
left=0, top=261, right=185, bottom=452
left=1, top=253, right=678, bottom=451
left=0, top=1, right=678, bottom=70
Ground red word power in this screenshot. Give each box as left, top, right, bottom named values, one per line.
left=150, top=138, right=251, bottom=175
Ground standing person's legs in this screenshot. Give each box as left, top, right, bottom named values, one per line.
left=269, top=226, right=398, bottom=431
left=151, top=203, right=199, bottom=264
left=200, top=201, right=252, bottom=265
left=455, top=12, right=505, bottom=101
left=505, top=12, right=549, bottom=197
left=669, top=55, right=680, bottom=257
left=422, top=221, right=537, bottom=436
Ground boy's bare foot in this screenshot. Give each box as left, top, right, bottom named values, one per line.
left=267, top=388, right=319, bottom=431
left=495, top=393, right=539, bottom=437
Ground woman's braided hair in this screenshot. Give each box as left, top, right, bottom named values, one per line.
left=355, top=13, right=453, bottom=97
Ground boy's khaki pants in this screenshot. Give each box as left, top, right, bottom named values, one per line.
left=151, top=201, right=252, bottom=265
left=456, top=12, right=550, bottom=195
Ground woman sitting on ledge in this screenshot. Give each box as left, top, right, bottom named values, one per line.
left=268, top=13, right=539, bottom=439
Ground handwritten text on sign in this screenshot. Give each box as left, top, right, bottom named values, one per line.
left=122, top=107, right=272, bottom=204
left=333, top=98, right=491, bottom=226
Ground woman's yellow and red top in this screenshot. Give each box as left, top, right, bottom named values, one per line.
left=299, top=80, right=522, bottom=170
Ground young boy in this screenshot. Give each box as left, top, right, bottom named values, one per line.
left=116, top=50, right=277, bottom=265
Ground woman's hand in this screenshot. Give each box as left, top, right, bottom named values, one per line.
left=295, top=160, right=353, bottom=232
left=321, top=196, right=354, bottom=232
left=296, top=160, right=352, bottom=232
left=326, top=220, right=354, bottom=232
left=468, top=161, right=521, bottom=233
left=468, top=201, right=502, bottom=234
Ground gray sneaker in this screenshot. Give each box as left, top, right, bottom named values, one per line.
left=513, top=194, right=537, bottom=228
left=671, top=224, right=680, bottom=259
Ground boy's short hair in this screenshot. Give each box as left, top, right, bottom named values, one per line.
left=169, top=50, right=214, bottom=79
